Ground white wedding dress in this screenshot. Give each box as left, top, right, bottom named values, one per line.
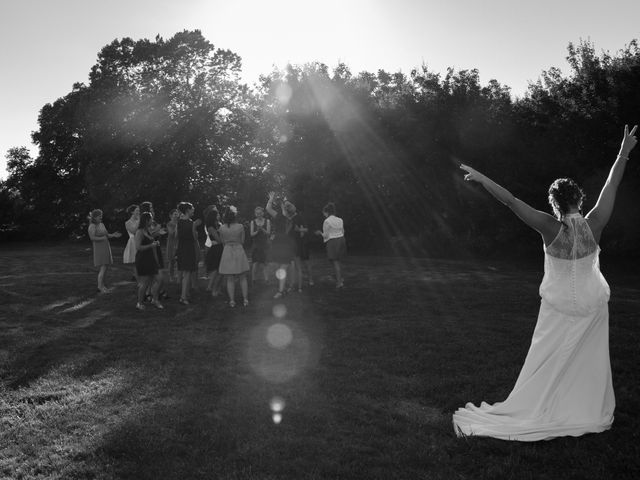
left=453, top=213, right=615, bottom=441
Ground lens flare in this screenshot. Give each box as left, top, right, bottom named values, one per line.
left=247, top=319, right=319, bottom=384
left=272, top=413, right=282, bottom=424
left=266, top=323, right=292, bottom=349
left=275, top=268, right=287, bottom=281
left=272, top=304, right=287, bottom=319
left=270, top=396, right=286, bottom=413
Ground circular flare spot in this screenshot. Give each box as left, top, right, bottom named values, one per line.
left=275, top=268, right=287, bottom=281
left=270, top=396, right=286, bottom=413
left=266, top=323, right=292, bottom=349
left=272, top=413, right=282, bottom=424
left=272, top=304, right=287, bottom=319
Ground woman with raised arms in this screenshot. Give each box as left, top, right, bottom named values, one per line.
left=453, top=125, right=637, bottom=441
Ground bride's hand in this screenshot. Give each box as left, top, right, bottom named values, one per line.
left=460, top=164, right=484, bottom=183
left=620, top=124, right=638, bottom=157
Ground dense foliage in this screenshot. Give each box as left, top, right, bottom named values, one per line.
left=2, top=31, right=639, bottom=257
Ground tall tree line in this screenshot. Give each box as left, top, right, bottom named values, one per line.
left=2, top=31, right=639, bottom=257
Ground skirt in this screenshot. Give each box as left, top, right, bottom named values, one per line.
left=177, top=240, right=197, bottom=272
left=135, top=248, right=159, bottom=277
left=206, top=244, right=224, bottom=272
left=93, top=240, right=113, bottom=267
left=452, top=300, right=614, bottom=441
left=252, top=241, right=269, bottom=264
left=270, top=234, right=294, bottom=265
left=123, top=236, right=136, bottom=264
left=326, top=236, right=346, bottom=261
left=219, top=244, right=250, bottom=275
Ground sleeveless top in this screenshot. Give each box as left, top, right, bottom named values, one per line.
left=251, top=218, right=270, bottom=245
left=539, top=213, right=610, bottom=316
left=177, top=218, right=194, bottom=244
left=219, top=223, right=245, bottom=245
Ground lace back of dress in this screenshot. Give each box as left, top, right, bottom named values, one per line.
left=546, top=215, right=597, bottom=260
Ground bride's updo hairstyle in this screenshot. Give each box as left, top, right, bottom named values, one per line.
left=548, top=178, right=585, bottom=220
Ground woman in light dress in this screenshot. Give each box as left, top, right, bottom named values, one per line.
left=453, top=125, right=637, bottom=441
left=123, top=204, right=140, bottom=282
left=87, top=209, right=121, bottom=293
left=218, top=206, right=250, bottom=307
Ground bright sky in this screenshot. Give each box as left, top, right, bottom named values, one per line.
left=1, top=0, right=638, bottom=179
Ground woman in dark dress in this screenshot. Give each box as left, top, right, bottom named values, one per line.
left=287, top=205, right=313, bottom=291
left=135, top=212, right=164, bottom=310
left=266, top=192, right=295, bottom=298
left=176, top=201, right=198, bottom=305
left=250, top=206, right=271, bottom=285
left=205, top=207, right=224, bottom=297
left=140, top=201, right=168, bottom=299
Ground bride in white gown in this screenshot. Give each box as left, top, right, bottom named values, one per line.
left=453, top=125, right=637, bottom=441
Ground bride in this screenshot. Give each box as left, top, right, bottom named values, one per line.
left=453, top=125, right=637, bottom=441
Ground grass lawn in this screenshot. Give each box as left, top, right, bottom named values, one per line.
left=0, top=243, right=639, bottom=480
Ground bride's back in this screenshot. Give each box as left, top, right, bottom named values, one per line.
left=540, top=213, right=610, bottom=316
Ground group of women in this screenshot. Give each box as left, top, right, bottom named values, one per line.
left=88, top=194, right=347, bottom=309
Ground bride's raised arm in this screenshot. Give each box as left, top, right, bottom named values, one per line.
left=586, top=125, right=637, bottom=242
left=460, top=164, right=559, bottom=245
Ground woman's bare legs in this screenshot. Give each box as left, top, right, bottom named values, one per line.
left=210, top=271, right=222, bottom=297
left=240, top=274, right=248, bottom=305
left=97, top=265, right=108, bottom=292
left=150, top=274, right=163, bottom=308
left=180, top=271, right=191, bottom=303
left=293, top=257, right=303, bottom=291
left=137, top=276, right=151, bottom=308
left=305, top=261, right=314, bottom=286
left=251, top=261, right=258, bottom=284
left=333, top=260, right=343, bottom=288
left=226, top=275, right=236, bottom=306
left=274, top=263, right=289, bottom=298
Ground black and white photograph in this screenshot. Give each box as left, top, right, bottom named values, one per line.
left=1, top=0, right=639, bottom=478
